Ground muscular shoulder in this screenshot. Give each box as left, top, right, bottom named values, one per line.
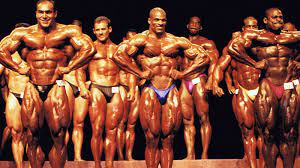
left=63, top=24, right=82, bottom=37
left=200, top=38, right=217, bottom=49
left=128, top=33, right=147, bottom=47
left=175, top=36, right=193, bottom=49
left=1, top=27, right=29, bottom=43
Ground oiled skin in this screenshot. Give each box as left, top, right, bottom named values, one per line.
left=228, top=9, right=300, bottom=168
left=0, top=2, right=94, bottom=168
left=113, top=8, right=209, bottom=168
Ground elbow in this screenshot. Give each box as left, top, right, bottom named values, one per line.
left=87, top=45, right=96, bottom=59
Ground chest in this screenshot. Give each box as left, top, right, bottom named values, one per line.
left=143, top=38, right=179, bottom=58
left=23, top=30, right=69, bottom=50
left=93, top=45, right=115, bottom=59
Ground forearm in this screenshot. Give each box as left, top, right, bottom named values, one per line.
left=212, top=55, right=231, bottom=86
left=128, top=73, right=137, bottom=91
left=113, top=51, right=143, bottom=78
left=68, top=45, right=95, bottom=71
left=228, top=42, right=256, bottom=67
left=181, top=56, right=210, bottom=78
left=0, top=50, right=20, bottom=72
left=75, top=68, right=87, bottom=90
left=225, top=68, right=233, bottom=89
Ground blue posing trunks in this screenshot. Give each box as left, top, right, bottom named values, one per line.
left=149, top=84, right=176, bottom=105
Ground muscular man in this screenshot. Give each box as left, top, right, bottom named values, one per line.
left=117, top=29, right=139, bottom=160
left=212, top=17, right=266, bottom=168
left=63, top=19, right=90, bottom=161
left=282, top=22, right=300, bottom=157
left=89, top=16, right=127, bottom=168
left=113, top=8, right=209, bottom=168
left=181, top=16, right=218, bottom=159
left=228, top=8, right=300, bottom=168
left=0, top=1, right=95, bottom=168
left=0, top=22, right=31, bottom=168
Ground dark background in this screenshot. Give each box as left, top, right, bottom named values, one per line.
left=0, top=0, right=299, bottom=161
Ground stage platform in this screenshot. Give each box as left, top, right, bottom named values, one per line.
left=0, top=158, right=299, bottom=168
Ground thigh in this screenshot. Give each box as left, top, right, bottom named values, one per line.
left=279, top=89, right=299, bottom=136
left=139, top=87, right=161, bottom=136
left=106, top=91, right=124, bottom=130
left=162, top=87, right=181, bottom=136
left=235, top=90, right=255, bottom=129
left=73, top=96, right=89, bottom=124
left=128, top=87, right=140, bottom=125
left=192, top=77, right=209, bottom=117
left=180, top=82, right=194, bottom=122
left=64, top=82, right=75, bottom=119
left=6, top=93, right=22, bottom=131
left=21, top=83, right=43, bottom=131
left=89, top=87, right=106, bottom=129
left=254, top=79, right=278, bottom=131
left=44, top=84, right=70, bottom=134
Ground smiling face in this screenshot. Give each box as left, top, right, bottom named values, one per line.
left=264, top=8, right=284, bottom=31
left=187, top=16, right=202, bottom=35
left=148, top=8, right=167, bottom=35
left=36, top=1, right=57, bottom=29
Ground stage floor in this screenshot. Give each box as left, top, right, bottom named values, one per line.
left=0, top=158, right=299, bottom=168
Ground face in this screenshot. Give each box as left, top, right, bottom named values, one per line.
left=187, top=17, right=202, bottom=35
left=126, top=31, right=137, bottom=40
left=93, top=21, right=112, bottom=42
left=243, top=19, right=258, bottom=31
left=148, top=11, right=167, bottom=34
left=36, top=1, right=57, bottom=28
left=264, top=9, right=284, bottom=31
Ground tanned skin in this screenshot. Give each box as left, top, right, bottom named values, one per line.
left=228, top=8, right=300, bottom=168
left=113, top=7, right=209, bottom=168
left=88, top=16, right=130, bottom=168
left=181, top=16, right=219, bottom=159
left=0, top=1, right=95, bottom=168
left=117, top=30, right=139, bottom=160
left=213, top=17, right=267, bottom=168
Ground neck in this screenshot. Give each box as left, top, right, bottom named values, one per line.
left=149, top=30, right=166, bottom=39
left=38, top=21, right=56, bottom=33
left=188, top=34, right=200, bottom=41
left=266, top=27, right=282, bottom=35
left=98, top=38, right=111, bottom=45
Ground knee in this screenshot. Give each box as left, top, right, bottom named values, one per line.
left=199, top=113, right=210, bottom=124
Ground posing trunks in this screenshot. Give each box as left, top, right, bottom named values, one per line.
left=237, top=84, right=259, bottom=101
left=90, top=83, right=119, bottom=102
left=65, top=81, right=80, bottom=97
left=182, top=74, right=207, bottom=94
left=10, top=92, right=23, bottom=105
left=149, top=84, right=176, bottom=105
left=265, top=79, right=299, bottom=99
left=33, top=83, right=55, bottom=101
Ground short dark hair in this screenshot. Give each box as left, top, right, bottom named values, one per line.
left=36, top=0, right=56, bottom=10
left=15, top=23, right=30, bottom=28
left=94, top=16, right=111, bottom=27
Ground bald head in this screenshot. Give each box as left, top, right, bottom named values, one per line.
left=149, top=7, right=166, bottom=18
left=265, top=8, right=281, bottom=18
left=148, top=7, right=167, bottom=35
left=243, top=16, right=258, bottom=31
left=263, top=8, right=284, bottom=31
